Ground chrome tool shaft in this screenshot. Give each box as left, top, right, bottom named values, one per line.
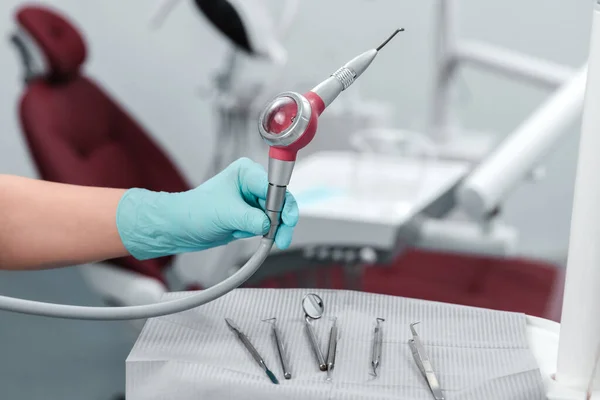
left=371, top=318, right=385, bottom=376
left=311, top=28, right=404, bottom=108
left=326, top=318, right=338, bottom=382
left=305, top=316, right=327, bottom=371
left=408, top=322, right=444, bottom=400
left=263, top=318, right=292, bottom=379
left=225, top=318, right=279, bottom=384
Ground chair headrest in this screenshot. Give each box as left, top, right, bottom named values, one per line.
left=14, top=5, right=86, bottom=80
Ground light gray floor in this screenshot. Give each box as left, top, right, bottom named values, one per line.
left=0, top=267, right=137, bottom=400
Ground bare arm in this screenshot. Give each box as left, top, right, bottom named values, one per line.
left=0, top=174, right=128, bottom=270
left=0, top=160, right=301, bottom=271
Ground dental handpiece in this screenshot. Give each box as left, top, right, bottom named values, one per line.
left=0, top=28, right=400, bottom=323
left=371, top=318, right=385, bottom=376
left=258, top=28, right=404, bottom=238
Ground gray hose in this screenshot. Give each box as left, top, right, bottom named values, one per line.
left=0, top=239, right=273, bottom=320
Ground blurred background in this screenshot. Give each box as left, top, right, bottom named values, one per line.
left=0, top=0, right=593, bottom=398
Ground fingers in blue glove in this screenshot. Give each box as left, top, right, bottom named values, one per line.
left=275, top=192, right=299, bottom=250
left=233, top=158, right=269, bottom=207
left=274, top=224, right=294, bottom=249
left=219, top=158, right=270, bottom=238
left=224, top=158, right=300, bottom=249
left=255, top=191, right=299, bottom=250
left=232, top=231, right=256, bottom=239
left=230, top=208, right=271, bottom=238
left=232, top=221, right=294, bottom=250
left=281, top=191, right=299, bottom=228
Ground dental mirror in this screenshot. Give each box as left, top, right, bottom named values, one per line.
left=302, top=293, right=324, bottom=319
left=302, top=293, right=327, bottom=371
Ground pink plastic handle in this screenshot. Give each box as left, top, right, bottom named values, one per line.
left=268, top=91, right=326, bottom=162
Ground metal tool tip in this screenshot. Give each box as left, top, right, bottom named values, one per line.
left=284, top=372, right=292, bottom=379
left=410, top=321, right=421, bottom=336
left=376, top=28, right=404, bottom=51
left=225, top=318, right=241, bottom=332
left=266, top=369, right=279, bottom=384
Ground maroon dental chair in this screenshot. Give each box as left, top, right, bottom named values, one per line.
left=10, top=5, right=192, bottom=306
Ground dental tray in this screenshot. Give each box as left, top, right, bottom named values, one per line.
left=125, top=288, right=545, bottom=400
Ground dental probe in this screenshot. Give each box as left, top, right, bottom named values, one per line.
left=326, top=317, right=339, bottom=382
left=226, top=318, right=279, bottom=384
left=262, top=318, right=292, bottom=379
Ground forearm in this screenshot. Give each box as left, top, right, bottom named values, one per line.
left=0, top=175, right=128, bottom=270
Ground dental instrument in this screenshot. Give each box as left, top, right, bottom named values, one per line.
left=408, top=322, right=445, bottom=400
left=326, top=317, right=338, bottom=382
left=225, top=318, right=279, bottom=384
left=262, top=317, right=292, bottom=379
left=258, top=28, right=403, bottom=239
left=302, top=293, right=327, bottom=371
left=371, top=317, right=385, bottom=377
left=0, top=29, right=398, bottom=320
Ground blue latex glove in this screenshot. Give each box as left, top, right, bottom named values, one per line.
left=116, top=158, right=299, bottom=260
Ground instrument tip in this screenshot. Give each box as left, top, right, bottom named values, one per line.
left=376, top=28, right=404, bottom=51
left=266, top=369, right=279, bottom=384
left=225, top=318, right=240, bottom=332
left=409, top=321, right=421, bottom=336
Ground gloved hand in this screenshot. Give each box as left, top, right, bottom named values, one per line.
left=116, top=158, right=299, bottom=260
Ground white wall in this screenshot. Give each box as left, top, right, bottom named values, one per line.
left=0, top=0, right=593, bottom=262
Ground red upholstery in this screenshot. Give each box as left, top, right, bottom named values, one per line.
left=254, top=250, right=561, bottom=320
left=16, top=6, right=85, bottom=80
left=15, top=6, right=190, bottom=285
left=363, top=250, right=559, bottom=319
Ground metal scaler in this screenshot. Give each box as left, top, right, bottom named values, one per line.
left=408, top=322, right=445, bottom=400
left=326, top=317, right=339, bottom=382
left=258, top=28, right=404, bottom=241
left=262, top=318, right=292, bottom=379
left=371, top=317, right=385, bottom=377
left=225, top=318, right=279, bottom=384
